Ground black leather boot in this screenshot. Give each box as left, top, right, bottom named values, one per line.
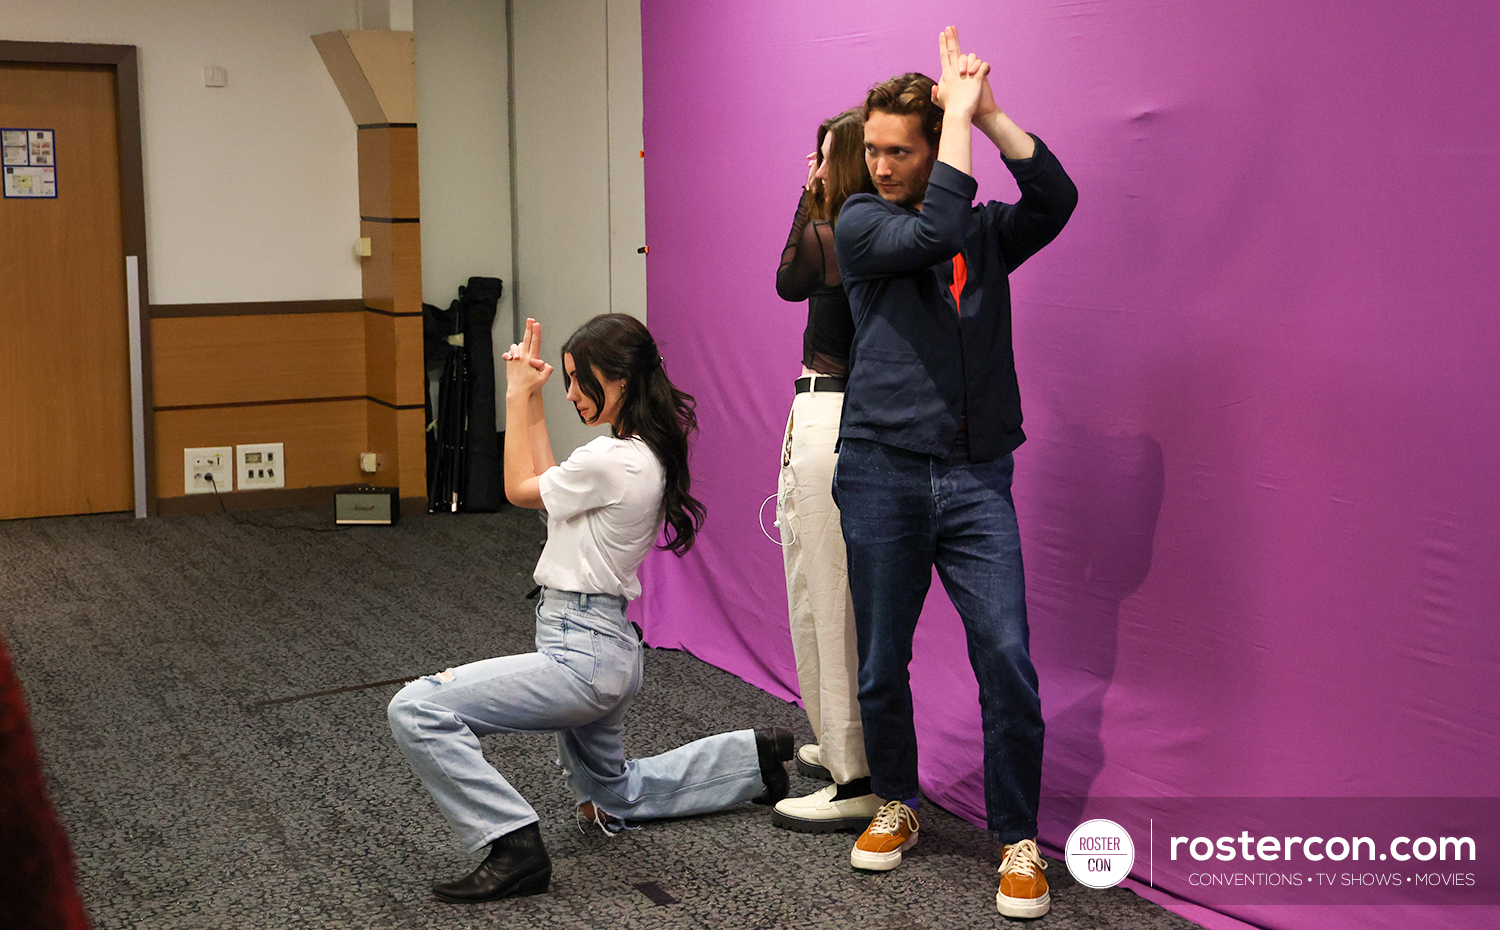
left=432, top=821, right=552, bottom=903
left=752, top=726, right=794, bottom=805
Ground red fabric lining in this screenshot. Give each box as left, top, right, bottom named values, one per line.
left=949, top=252, right=967, bottom=314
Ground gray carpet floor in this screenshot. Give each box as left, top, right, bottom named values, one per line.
left=0, top=505, right=1207, bottom=929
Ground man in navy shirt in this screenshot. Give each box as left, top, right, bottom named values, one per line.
left=832, top=27, right=1076, bottom=919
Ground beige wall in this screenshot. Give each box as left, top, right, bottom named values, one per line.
left=7, top=0, right=648, bottom=475
left=3, top=0, right=364, bottom=305
left=511, top=0, right=647, bottom=454
left=415, top=0, right=646, bottom=448
left=414, top=0, right=514, bottom=426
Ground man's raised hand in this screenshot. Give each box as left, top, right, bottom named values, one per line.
left=976, top=66, right=1001, bottom=122
left=933, top=26, right=989, bottom=120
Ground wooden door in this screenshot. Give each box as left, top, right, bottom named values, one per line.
left=0, top=63, right=132, bottom=519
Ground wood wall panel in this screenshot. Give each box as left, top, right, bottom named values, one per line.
left=360, top=220, right=422, bottom=315
left=152, top=313, right=365, bottom=408
left=155, top=399, right=366, bottom=498
left=312, top=31, right=416, bottom=126
left=393, top=314, right=425, bottom=407
left=366, top=400, right=396, bottom=487
left=366, top=401, right=427, bottom=500
left=365, top=311, right=397, bottom=405
left=395, top=405, right=426, bottom=500
left=318, top=30, right=425, bottom=513
left=358, top=126, right=419, bottom=219
left=364, top=311, right=426, bottom=408
left=151, top=298, right=364, bottom=318
left=344, top=31, right=418, bottom=123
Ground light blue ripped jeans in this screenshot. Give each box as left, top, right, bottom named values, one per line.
left=387, top=588, right=764, bottom=852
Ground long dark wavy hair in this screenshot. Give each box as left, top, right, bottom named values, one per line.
left=560, top=313, right=706, bottom=555
left=810, top=108, right=875, bottom=223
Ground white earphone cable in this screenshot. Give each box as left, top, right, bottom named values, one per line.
left=759, top=490, right=795, bottom=547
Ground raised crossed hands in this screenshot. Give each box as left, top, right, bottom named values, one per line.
left=932, top=26, right=994, bottom=121
left=502, top=318, right=554, bottom=396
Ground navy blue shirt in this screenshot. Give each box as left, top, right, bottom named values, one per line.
left=834, top=134, right=1077, bottom=462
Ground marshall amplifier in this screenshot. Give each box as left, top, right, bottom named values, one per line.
left=335, top=486, right=400, bottom=525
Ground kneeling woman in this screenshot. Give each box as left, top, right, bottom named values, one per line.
left=389, top=314, right=791, bottom=902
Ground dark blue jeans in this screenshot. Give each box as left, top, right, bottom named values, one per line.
left=833, top=435, right=1042, bottom=844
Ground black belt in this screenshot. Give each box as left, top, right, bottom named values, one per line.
left=795, top=376, right=847, bottom=394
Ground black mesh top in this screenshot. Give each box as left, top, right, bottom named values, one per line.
left=775, top=189, right=854, bottom=377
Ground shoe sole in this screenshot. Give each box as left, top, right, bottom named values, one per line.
left=432, top=867, right=552, bottom=903
left=996, top=888, right=1056, bottom=918
left=771, top=808, right=872, bottom=833
left=850, top=833, right=917, bottom=871
left=996, top=889, right=1050, bottom=919
left=794, top=756, right=833, bottom=781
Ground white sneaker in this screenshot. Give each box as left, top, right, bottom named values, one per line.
left=772, top=784, right=884, bottom=833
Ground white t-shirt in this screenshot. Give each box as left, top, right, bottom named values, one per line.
left=534, top=435, right=666, bottom=600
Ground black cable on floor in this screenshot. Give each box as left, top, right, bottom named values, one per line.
left=207, top=475, right=350, bottom=533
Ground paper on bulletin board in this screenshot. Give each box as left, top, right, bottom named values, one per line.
left=4, top=166, right=56, bottom=198
left=27, top=130, right=54, bottom=165
left=2, top=128, right=57, bottom=198
left=2, top=129, right=27, bottom=167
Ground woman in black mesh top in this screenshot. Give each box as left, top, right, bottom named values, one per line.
left=769, top=109, right=883, bottom=834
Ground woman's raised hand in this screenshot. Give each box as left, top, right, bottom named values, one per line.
left=932, top=26, right=989, bottom=120
left=502, top=318, right=553, bottom=396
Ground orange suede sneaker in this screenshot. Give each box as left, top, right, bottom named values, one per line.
left=996, top=839, right=1050, bottom=918
left=849, top=800, right=919, bottom=871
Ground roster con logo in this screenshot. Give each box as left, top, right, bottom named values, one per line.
left=1054, top=797, right=1498, bottom=905
left=1168, top=832, right=1476, bottom=864
left=1066, top=819, right=1136, bottom=889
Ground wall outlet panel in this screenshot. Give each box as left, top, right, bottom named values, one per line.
left=184, top=447, right=234, bottom=495
left=237, top=442, right=285, bottom=490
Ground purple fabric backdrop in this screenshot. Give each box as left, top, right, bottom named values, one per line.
left=632, top=2, right=1500, bottom=928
